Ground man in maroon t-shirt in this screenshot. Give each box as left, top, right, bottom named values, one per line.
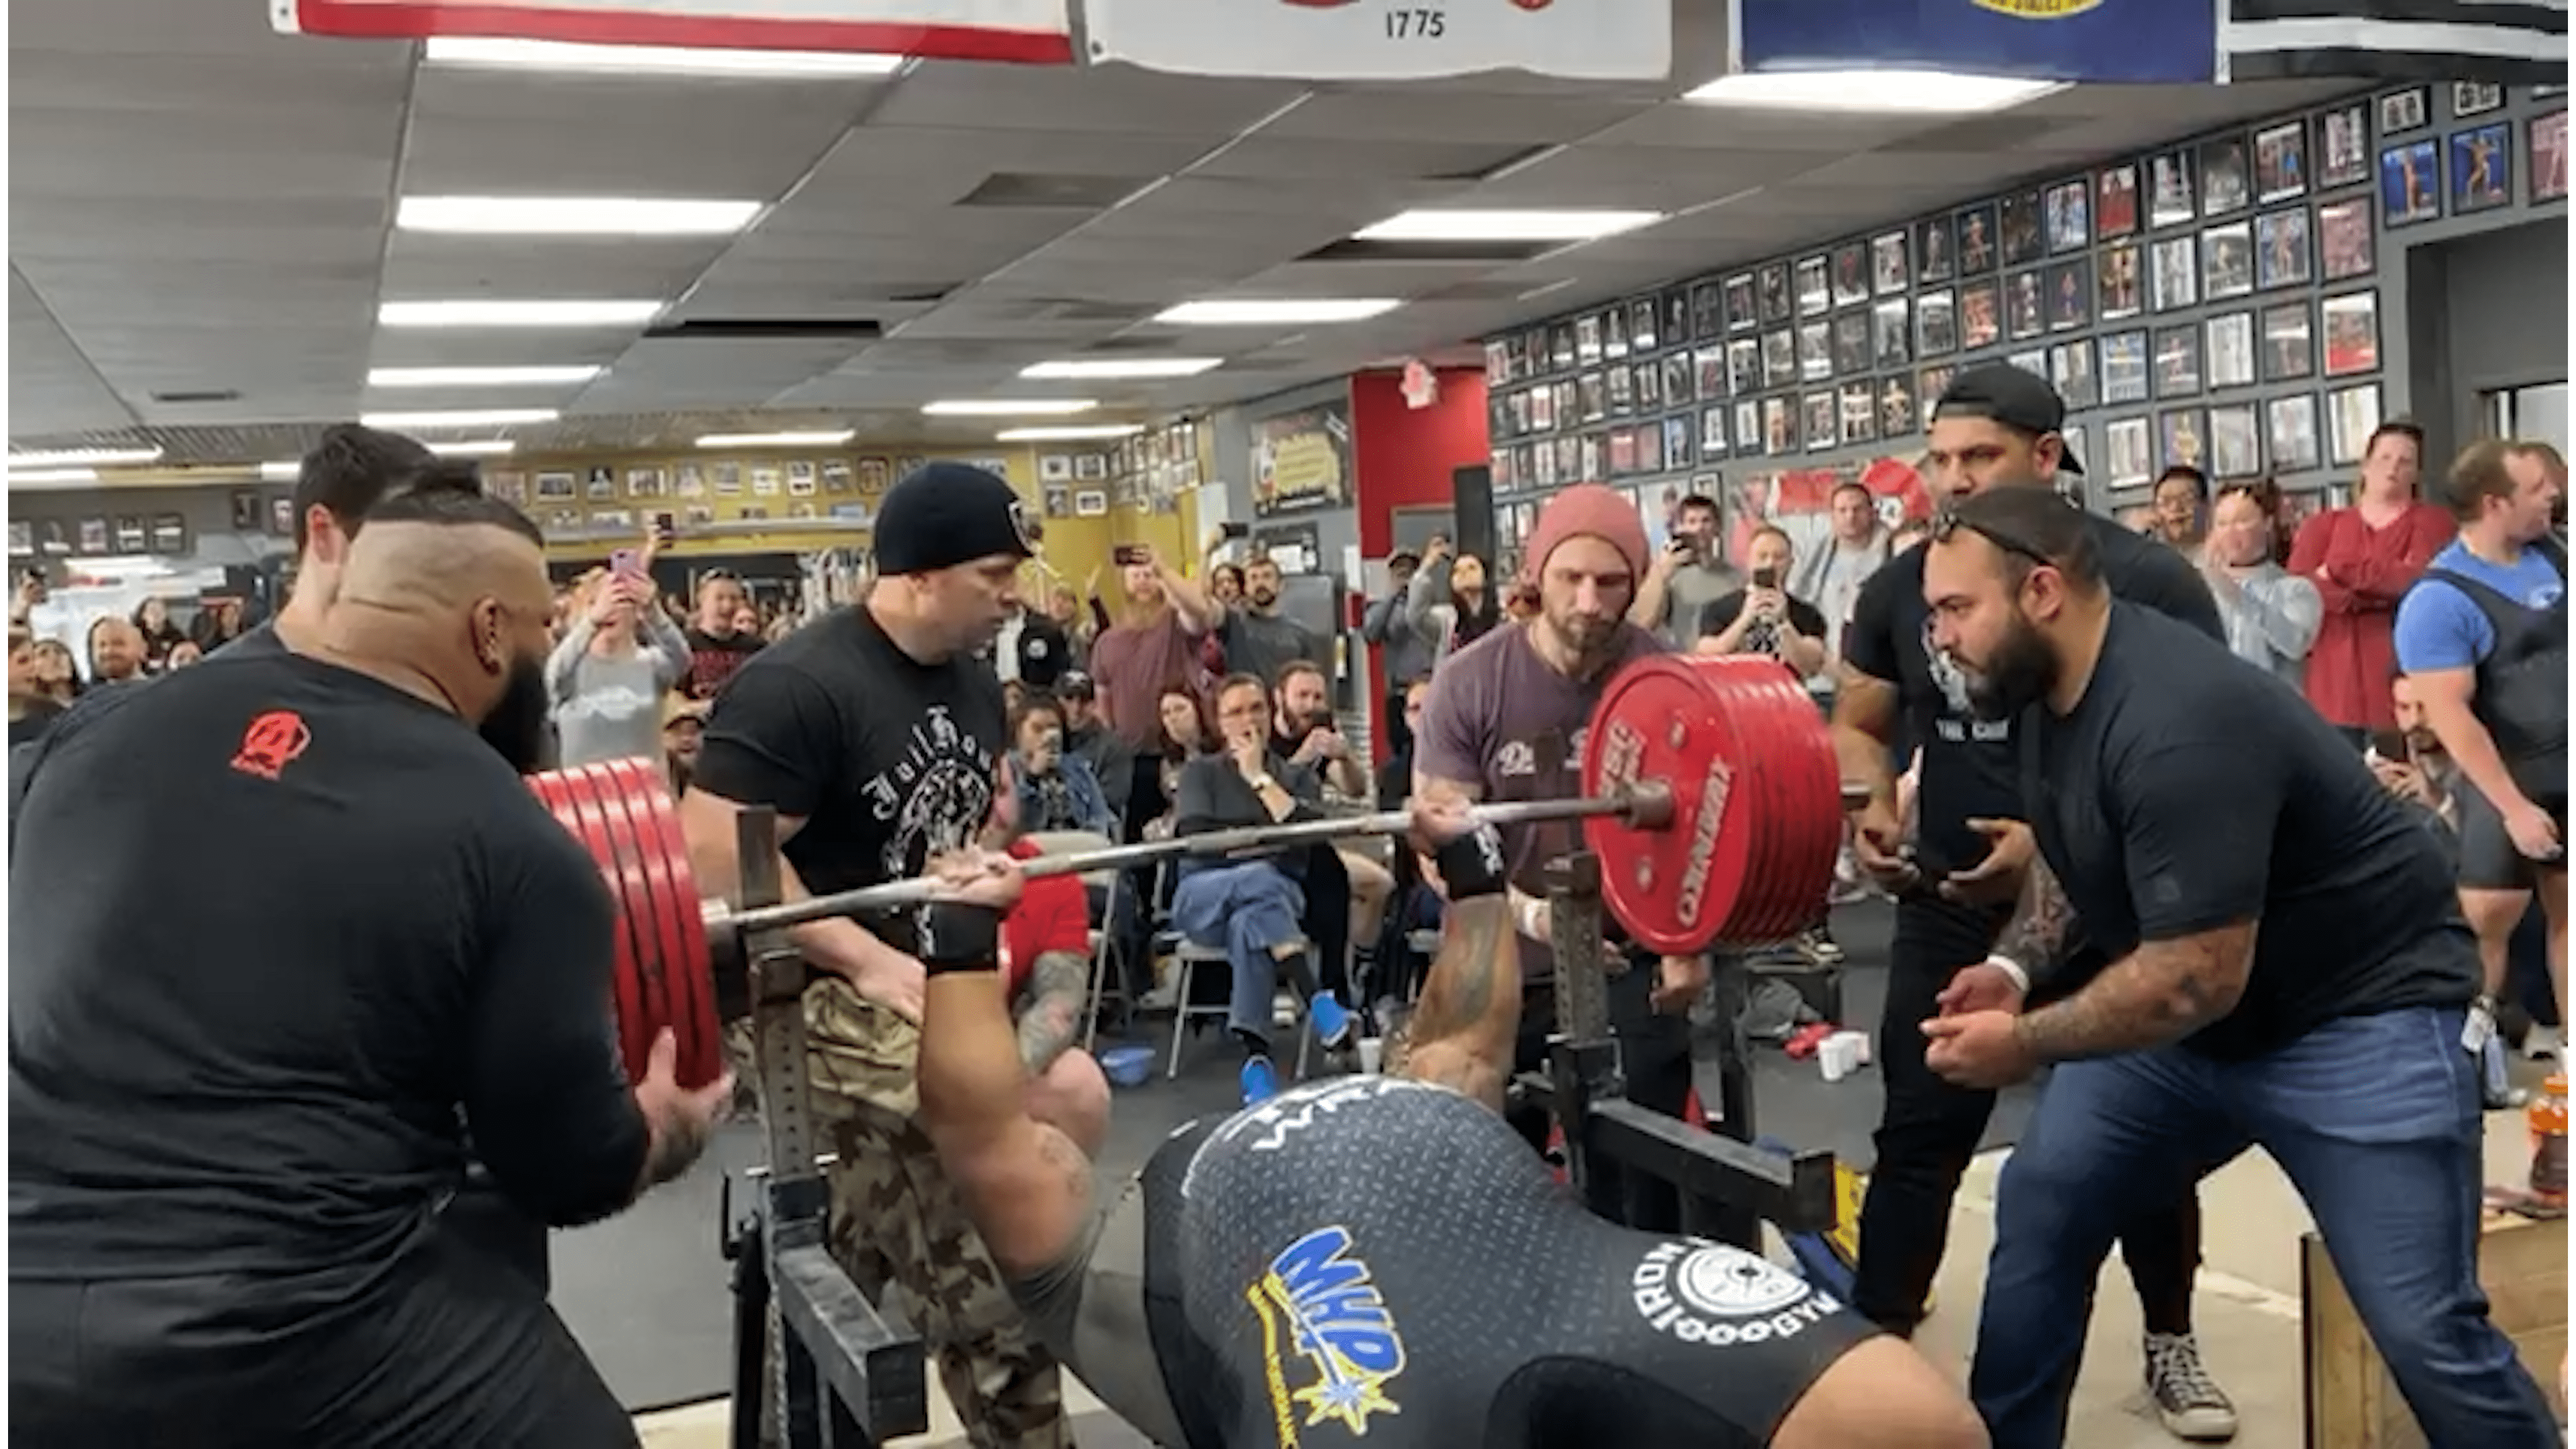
left=1086, top=544, right=1218, bottom=837
left=680, top=572, right=764, bottom=700
left=1413, top=483, right=1704, bottom=1232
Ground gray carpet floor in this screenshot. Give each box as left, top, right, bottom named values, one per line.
left=554, top=898, right=2038, bottom=1412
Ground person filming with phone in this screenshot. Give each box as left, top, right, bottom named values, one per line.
left=547, top=535, right=693, bottom=769
left=1694, top=523, right=1831, bottom=682
left=1629, top=492, right=1741, bottom=647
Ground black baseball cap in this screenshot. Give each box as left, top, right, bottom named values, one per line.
left=1933, top=364, right=2084, bottom=475
left=1055, top=671, right=1096, bottom=701
left=872, top=462, right=1039, bottom=574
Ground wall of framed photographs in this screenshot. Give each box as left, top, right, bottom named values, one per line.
left=1478, top=78, right=2567, bottom=549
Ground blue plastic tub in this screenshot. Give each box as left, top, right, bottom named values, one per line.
left=1099, top=1044, right=1155, bottom=1088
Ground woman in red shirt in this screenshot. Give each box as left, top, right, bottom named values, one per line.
left=996, top=827, right=1112, bottom=1154
left=2286, top=421, right=2455, bottom=740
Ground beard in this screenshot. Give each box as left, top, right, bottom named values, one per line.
left=1248, top=584, right=1279, bottom=608
left=1540, top=606, right=1621, bottom=663
left=480, top=651, right=553, bottom=775
left=1960, top=608, right=2057, bottom=722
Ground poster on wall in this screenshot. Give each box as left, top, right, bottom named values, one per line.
left=1250, top=402, right=1353, bottom=518
left=1089, top=0, right=1668, bottom=80
left=272, top=0, right=1074, bottom=64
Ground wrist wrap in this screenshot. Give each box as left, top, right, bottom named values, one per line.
left=919, top=902, right=1003, bottom=975
left=1434, top=823, right=1509, bottom=901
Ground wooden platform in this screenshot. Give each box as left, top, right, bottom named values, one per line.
left=2301, top=1210, right=2567, bottom=1448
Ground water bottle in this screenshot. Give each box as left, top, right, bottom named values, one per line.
left=2531, top=1073, right=2569, bottom=1209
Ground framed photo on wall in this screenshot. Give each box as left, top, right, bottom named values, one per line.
left=2153, top=324, right=2204, bottom=398
left=1916, top=288, right=1957, bottom=357
left=229, top=490, right=261, bottom=531
left=2098, top=241, right=2144, bottom=319
left=2148, top=150, right=2196, bottom=229
left=2316, top=198, right=2377, bottom=279
left=2208, top=404, right=2263, bottom=478
left=2380, top=140, right=2443, bottom=225
left=2101, top=330, right=2151, bottom=403
left=2200, top=135, right=2252, bottom=215
left=2044, top=178, right=2091, bottom=254
left=2451, top=123, right=2513, bottom=211
left=1872, top=230, right=1911, bottom=294
left=2533, top=111, right=2570, bottom=203
left=2263, top=302, right=2316, bottom=381
left=2254, top=121, right=2308, bottom=202
left=2378, top=87, right=2430, bottom=135
left=1880, top=372, right=1919, bottom=438
left=2050, top=338, right=2099, bottom=409
left=2316, top=103, right=2371, bottom=189
left=2255, top=208, right=2312, bottom=289
left=1832, top=244, right=1871, bottom=308
left=1795, top=256, right=1831, bottom=316
left=2206, top=311, right=2257, bottom=390
left=1917, top=214, right=1957, bottom=284
left=2202, top=222, right=2255, bottom=299
left=2151, top=235, right=2200, bottom=311
left=2452, top=81, right=2506, bottom=118
left=2000, top=190, right=2045, bottom=266
left=1723, top=275, right=1758, bottom=333
left=2321, top=290, right=2381, bottom=376
left=2105, top=415, right=2153, bottom=487
left=1957, top=203, right=1999, bottom=273
left=2159, top=409, right=2207, bottom=472
left=2327, top=383, right=2385, bottom=466
left=2097, top=162, right=2141, bottom=238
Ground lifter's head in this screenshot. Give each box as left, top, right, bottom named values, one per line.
left=282, top=424, right=439, bottom=629
left=868, top=462, right=1036, bottom=659
left=1521, top=484, right=1646, bottom=671
left=317, top=463, right=557, bottom=773
left=1922, top=488, right=2106, bottom=721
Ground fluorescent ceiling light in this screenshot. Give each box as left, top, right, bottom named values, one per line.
left=6, top=446, right=163, bottom=468
left=397, top=196, right=761, bottom=237
left=1355, top=209, right=1664, bottom=243
left=360, top=408, right=559, bottom=429
left=922, top=399, right=1099, bottom=418
left=430, top=439, right=519, bottom=458
left=1683, top=70, right=2063, bottom=114
left=260, top=461, right=301, bottom=482
left=1155, top=299, right=1402, bottom=327
left=1020, top=358, right=1224, bottom=380
left=379, top=299, right=664, bottom=329
left=696, top=429, right=855, bottom=449
left=368, top=364, right=603, bottom=388
left=7, top=468, right=101, bottom=486
left=424, top=36, right=907, bottom=78
left=996, top=423, right=1146, bottom=443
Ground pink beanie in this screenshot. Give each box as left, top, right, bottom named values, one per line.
left=1522, top=483, right=1650, bottom=582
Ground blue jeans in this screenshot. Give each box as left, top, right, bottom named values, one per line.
left=1972, top=1006, right=2555, bottom=1449
left=1171, top=861, right=1313, bottom=1046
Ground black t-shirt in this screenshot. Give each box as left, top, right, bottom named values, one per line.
left=8, top=699, right=60, bottom=749
left=682, top=626, right=765, bottom=700
left=2028, top=604, right=2478, bottom=1059
left=1845, top=514, right=2222, bottom=876
left=692, top=604, right=1006, bottom=949
left=11, top=653, right=645, bottom=1289
left=214, top=620, right=288, bottom=660
left=1173, top=751, right=1322, bottom=881
left=1697, top=589, right=1831, bottom=656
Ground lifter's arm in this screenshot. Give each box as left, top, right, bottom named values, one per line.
left=682, top=786, right=926, bottom=1012
left=1393, top=800, right=1521, bottom=1112
left=912, top=858, right=1098, bottom=1279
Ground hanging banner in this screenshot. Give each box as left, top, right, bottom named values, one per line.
left=1087, top=0, right=1670, bottom=82
left=273, top=0, right=1075, bottom=65
left=1729, top=0, right=2563, bottom=87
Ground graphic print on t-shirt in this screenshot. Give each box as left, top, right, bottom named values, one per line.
left=861, top=703, right=994, bottom=880
left=1919, top=616, right=2004, bottom=743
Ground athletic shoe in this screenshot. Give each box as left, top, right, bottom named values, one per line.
left=1240, top=1055, right=1279, bottom=1106
left=2144, top=1331, right=2239, bottom=1442
left=1309, top=992, right=1355, bottom=1050
left=1795, top=927, right=1846, bottom=965
left=2529, top=1026, right=2564, bottom=1063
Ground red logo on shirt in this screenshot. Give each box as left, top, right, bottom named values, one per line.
left=231, top=710, right=312, bottom=781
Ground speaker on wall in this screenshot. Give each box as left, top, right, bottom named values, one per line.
left=1451, top=463, right=1495, bottom=565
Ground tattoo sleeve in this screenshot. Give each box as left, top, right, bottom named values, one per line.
left=2012, top=923, right=2257, bottom=1063
left=637, top=1110, right=712, bottom=1193
left=1014, top=951, right=1089, bottom=1077
left=1397, top=896, right=1520, bottom=1106
left=1993, top=851, right=2079, bottom=979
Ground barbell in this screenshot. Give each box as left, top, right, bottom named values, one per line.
left=529, top=653, right=1846, bottom=1087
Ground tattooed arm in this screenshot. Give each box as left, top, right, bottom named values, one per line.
left=1396, top=896, right=1521, bottom=1112
left=1014, top=949, right=1089, bottom=1077
left=1990, top=849, right=2080, bottom=989
left=2012, top=922, right=2257, bottom=1061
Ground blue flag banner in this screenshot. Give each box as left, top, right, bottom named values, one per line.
left=1731, top=0, right=2567, bottom=87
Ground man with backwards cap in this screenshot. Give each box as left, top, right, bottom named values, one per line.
left=1413, top=482, right=1707, bottom=1232
left=678, top=462, right=1072, bottom=1448
left=1832, top=365, right=2240, bottom=1442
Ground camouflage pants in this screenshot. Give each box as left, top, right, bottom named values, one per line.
left=724, top=983, right=1068, bottom=1449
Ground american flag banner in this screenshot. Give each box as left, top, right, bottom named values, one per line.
left=1731, top=0, right=2565, bottom=87
left=272, top=0, right=1075, bottom=65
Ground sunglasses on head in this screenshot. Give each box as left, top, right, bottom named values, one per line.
left=1929, top=507, right=2054, bottom=571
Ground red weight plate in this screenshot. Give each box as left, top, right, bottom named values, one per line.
left=534, top=765, right=650, bottom=1082
left=1583, top=655, right=1762, bottom=955
left=602, top=758, right=721, bottom=1090
left=1742, top=670, right=1820, bottom=941
left=1715, top=660, right=1805, bottom=943
left=559, top=764, right=664, bottom=1083
left=1758, top=672, right=1843, bottom=941
left=590, top=763, right=690, bottom=1087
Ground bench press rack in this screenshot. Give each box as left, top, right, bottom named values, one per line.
left=709, top=826, right=1843, bottom=1447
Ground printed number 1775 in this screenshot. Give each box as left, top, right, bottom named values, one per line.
left=1386, top=7, right=1446, bottom=38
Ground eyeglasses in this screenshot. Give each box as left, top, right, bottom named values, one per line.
left=1929, top=507, right=2054, bottom=570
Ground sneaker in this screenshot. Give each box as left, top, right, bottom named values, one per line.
left=1796, top=927, right=1846, bottom=965
left=2529, top=1026, right=2564, bottom=1063
left=1240, top=1055, right=1279, bottom=1106
left=2144, top=1331, right=2239, bottom=1442
left=1308, top=993, right=1355, bottom=1050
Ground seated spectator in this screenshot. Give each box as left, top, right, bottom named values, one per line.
left=1170, top=673, right=1356, bottom=1106
left=85, top=616, right=147, bottom=688
left=1010, top=694, right=1117, bottom=839
left=662, top=696, right=708, bottom=796
left=991, top=774, right=1112, bottom=1155
left=8, top=627, right=62, bottom=748
left=1694, top=523, right=1831, bottom=682
left=130, top=598, right=186, bottom=669
left=1270, top=659, right=1391, bottom=1000
left=1054, top=672, right=1136, bottom=834
left=1148, top=686, right=1214, bottom=838
left=2202, top=481, right=2323, bottom=688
